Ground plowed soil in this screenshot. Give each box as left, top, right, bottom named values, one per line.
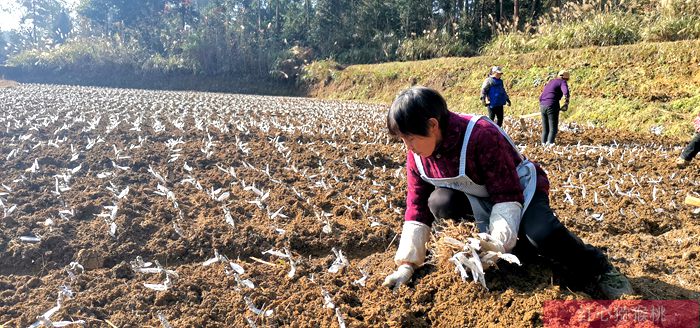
left=1, top=84, right=698, bottom=327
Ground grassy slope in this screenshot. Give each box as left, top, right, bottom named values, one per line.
left=306, top=40, right=700, bottom=137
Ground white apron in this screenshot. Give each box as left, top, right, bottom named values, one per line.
left=413, top=115, right=537, bottom=232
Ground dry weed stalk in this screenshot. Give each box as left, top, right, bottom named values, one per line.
left=430, top=219, right=479, bottom=266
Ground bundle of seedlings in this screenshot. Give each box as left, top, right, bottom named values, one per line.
left=430, top=219, right=521, bottom=290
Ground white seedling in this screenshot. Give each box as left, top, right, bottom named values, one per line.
left=20, top=235, right=41, bottom=243
left=148, top=165, right=167, bottom=184
left=244, top=296, right=273, bottom=317
left=4, top=204, right=17, bottom=218
left=97, top=205, right=119, bottom=237
left=157, top=312, right=173, bottom=328
left=227, top=261, right=245, bottom=275
left=44, top=218, right=55, bottom=230
left=65, top=262, right=84, bottom=282
left=52, top=177, right=71, bottom=196
left=446, top=233, right=521, bottom=290
left=321, top=288, right=335, bottom=309
left=328, top=248, right=349, bottom=274
left=268, top=207, right=288, bottom=220
left=216, top=192, right=230, bottom=202
left=144, top=275, right=174, bottom=291
left=262, top=248, right=296, bottom=278
left=96, top=172, right=113, bottom=179
left=112, top=160, right=130, bottom=171
left=215, top=164, right=237, bottom=180
left=6, top=148, right=17, bottom=161
left=352, top=268, right=369, bottom=287
left=203, top=249, right=245, bottom=276
left=131, top=258, right=178, bottom=290
left=183, top=162, right=193, bottom=172
left=154, top=185, right=176, bottom=202
left=203, top=249, right=225, bottom=266
left=451, top=250, right=486, bottom=289
left=58, top=208, right=74, bottom=220
left=70, top=164, right=82, bottom=174
left=117, top=186, right=129, bottom=199
left=285, top=248, right=296, bottom=278
left=28, top=286, right=84, bottom=328
left=86, top=138, right=96, bottom=150
left=335, top=308, right=347, bottom=328
left=223, top=206, right=235, bottom=228
left=25, top=159, right=39, bottom=173
left=234, top=273, right=255, bottom=289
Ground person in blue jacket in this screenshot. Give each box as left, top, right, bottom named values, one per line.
left=480, top=66, right=512, bottom=127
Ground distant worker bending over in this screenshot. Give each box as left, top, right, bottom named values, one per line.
left=480, top=66, right=511, bottom=127
left=539, top=70, right=570, bottom=145
left=383, top=86, right=633, bottom=299
left=676, top=111, right=700, bottom=168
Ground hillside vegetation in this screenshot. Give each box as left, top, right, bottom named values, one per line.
left=303, top=39, right=700, bottom=137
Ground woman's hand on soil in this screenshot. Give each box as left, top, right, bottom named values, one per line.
left=382, top=263, right=415, bottom=290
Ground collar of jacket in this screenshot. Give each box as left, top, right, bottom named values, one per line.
left=429, top=112, right=468, bottom=159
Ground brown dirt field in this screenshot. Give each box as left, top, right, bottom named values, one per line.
left=0, top=84, right=698, bottom=327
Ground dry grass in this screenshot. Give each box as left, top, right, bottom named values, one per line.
left=430, top=219, right=479, bottom=266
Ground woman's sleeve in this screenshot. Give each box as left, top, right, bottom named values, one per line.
left=405, top=153, right=436, bottom=226
left=561, top=81, right=570, bottom=104
left=694, top=113, right=700, bottom=133
left=480, top=78, right=490, bottom=100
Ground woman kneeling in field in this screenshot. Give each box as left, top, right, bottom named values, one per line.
left=382, top=86, right=633, bottom=299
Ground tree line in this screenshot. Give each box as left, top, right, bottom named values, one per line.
left=0, top=0, right=690, bottom=81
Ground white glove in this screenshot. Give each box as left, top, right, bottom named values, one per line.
left=477, top=233, right=506, bottom=253
left=393, top=221, right=431, bottom=266
left=382, top=264, right=415, bottom=290
left=488, top=202, right=522, bottom=253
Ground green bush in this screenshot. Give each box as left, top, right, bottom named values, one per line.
left=7, top=35, right=211, bottom=77
left=643, top=15, right=700, bottom=42
left=270, top=45, right=314, bottom=81
left=397, top=30, right=474, bottom=61
left=142, top=53, right=197, bottom=74
left=8, top=36, right=149, bottom=73
left=299, top=59, right=343, bottom=86
left=481, top=0, right=700, bottom=56
left=482, top=13, right=641, bottom=55
left=480, top=32, right=537, bottom=55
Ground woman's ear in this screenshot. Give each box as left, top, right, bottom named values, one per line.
left=427, top=118, right=442, bottom=140
left=428, top=118, right=440, bottom=131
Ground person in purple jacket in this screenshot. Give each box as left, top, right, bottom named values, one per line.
left=539, top=70, right=570, bottom=144
left=382, top=86, right=633, bottom=299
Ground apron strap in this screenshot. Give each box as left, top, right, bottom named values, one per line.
left=460, top=115, right=480, bottom=175
left=413, top=152, right=426, bottom=178
left=519, top=160, right=538, bottom=216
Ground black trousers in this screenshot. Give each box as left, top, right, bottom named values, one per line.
left=488, top=106, right=504, bottom=127
left=428, top=187, right=610, bottom=282
left=680, top=132, right=700, bottom=161
left=540, top=105, right=560, bottom=144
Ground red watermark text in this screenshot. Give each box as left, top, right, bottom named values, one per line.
left=543, top=300, right=699, bottom=328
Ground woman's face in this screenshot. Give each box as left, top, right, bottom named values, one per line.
left=399, top=118, right=442, bottom=157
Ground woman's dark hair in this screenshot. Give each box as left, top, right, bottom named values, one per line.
left=387, top=86, right=450, bottom=137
